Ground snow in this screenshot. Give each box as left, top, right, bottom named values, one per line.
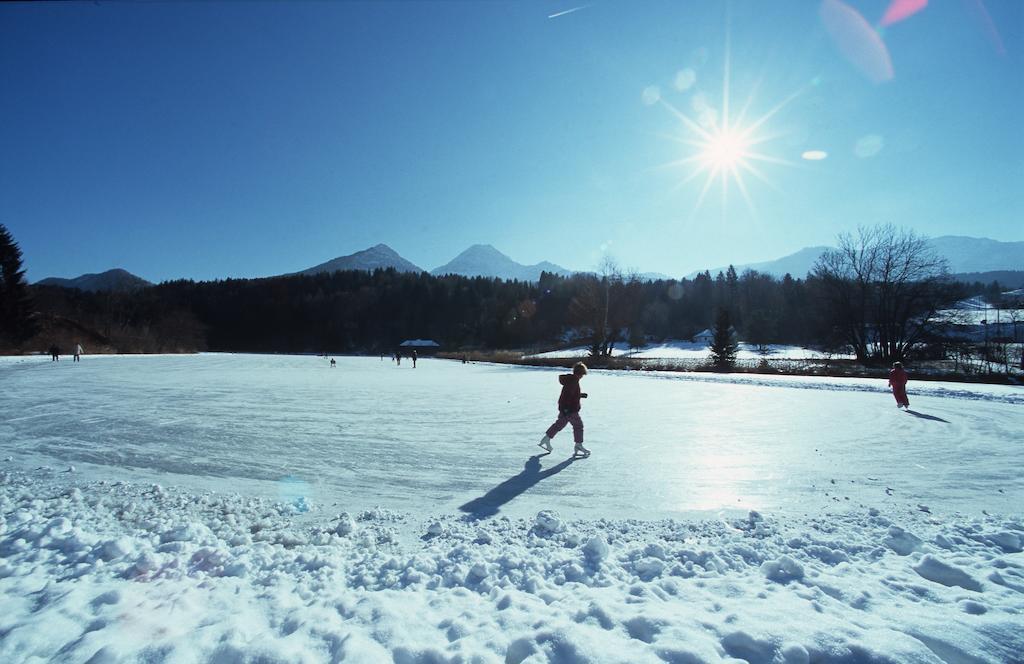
left=1, top=353, right=1023, bottom=662
left=528, top=339, right=854, bottom=361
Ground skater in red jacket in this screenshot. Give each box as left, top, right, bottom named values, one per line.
left=888, top=361, right=910, bottom=409
left=539, top=362, right=590, bottom=457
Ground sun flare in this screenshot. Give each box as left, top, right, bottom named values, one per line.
left=700, top=128, right=751, bottom=170
left=654, top=32, right=806, bottom=218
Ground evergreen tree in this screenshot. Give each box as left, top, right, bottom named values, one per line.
left=709, top=307, right=738, bottom=369
left=0, top=224, right=36, bottom=345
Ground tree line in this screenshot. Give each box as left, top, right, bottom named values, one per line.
left=2, top=223, right=1017, bottom=365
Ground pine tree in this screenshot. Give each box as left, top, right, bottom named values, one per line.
left=0, top=224, right=37, bottom=345
left=709, top=307, right=738, bottom=370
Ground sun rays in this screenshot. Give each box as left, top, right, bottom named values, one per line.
left=654, top=36, right=806, bottom=219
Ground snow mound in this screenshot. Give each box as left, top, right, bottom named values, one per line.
left=2, top=470, right=1022, bottom=663
left=912, top=554, right=983, bottom=592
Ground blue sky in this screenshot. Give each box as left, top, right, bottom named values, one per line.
left=1, top=0, right=1021, bottom=283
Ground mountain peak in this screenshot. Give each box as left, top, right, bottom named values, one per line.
left=293, top=245, right=423, bottom=276
left=431, top=245, right=569, bottom=281
left=37, top=268, right=152, bottom=292
left=462, top=243, right=503, bottom=255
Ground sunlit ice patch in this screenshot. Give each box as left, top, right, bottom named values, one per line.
left=801, top=150, right=828, bottom=160
left=820, top=0, right=894, bottom=84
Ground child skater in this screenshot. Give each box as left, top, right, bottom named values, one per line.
left=539, top=362, right=590, bottom=457
left=888, top=361, right=910, bottom=409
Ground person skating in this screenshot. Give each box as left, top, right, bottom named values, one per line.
left=889, top=361, right=910, bottom=409
left=539, top=362, right=590, bottom=457
left=74, top=343, right=83, bottom=362
left=412, top=349, right=418, bottom=368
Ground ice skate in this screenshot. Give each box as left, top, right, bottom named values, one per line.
left=573, top=443, right=590, bottom=458
left=538, top=435, right=552, bottom=452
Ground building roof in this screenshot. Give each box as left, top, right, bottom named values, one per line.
left=399, top=339, right=440, bottom=347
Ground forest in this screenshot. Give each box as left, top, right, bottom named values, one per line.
left=3, top=224, right=1021, bottom=366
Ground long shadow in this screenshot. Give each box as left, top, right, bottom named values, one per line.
left=905, top=409, right=950, bottom=423
left=459, top=454, right=577, bottom=519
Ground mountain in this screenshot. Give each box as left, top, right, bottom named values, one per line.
left=36, top=268, right=152, bottom=292
left=951, top=270, right=1024, bottom=289
left=293, top=244, right=423, bottom=276
left=926, top=236, right=1024, bottom=274
left=430, top=244, right=571, bottom=281
left=689, top=237, right=1024, bottom=280
left=688, top=246, right=831, bottom=279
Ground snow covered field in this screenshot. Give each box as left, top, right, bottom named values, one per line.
left=1, top=354, right=1022, bottom=662
left=527, top=340, right=853, bottom=361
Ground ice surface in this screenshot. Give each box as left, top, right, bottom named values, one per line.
left=1, top=354, right=1022, bottom=662
left=2, top=354, right=1020, bottom=519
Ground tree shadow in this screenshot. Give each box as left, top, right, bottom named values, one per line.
left=458, top=454, right=577, bottom=519
left=905, top=409, right=950, bottom=423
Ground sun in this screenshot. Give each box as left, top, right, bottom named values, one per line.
left=653, top=34, right=806, bottom=217
left=700, top=128, right=752, bottom=170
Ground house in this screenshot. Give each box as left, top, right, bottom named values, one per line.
left=692, top=327, right=739, bottom=345
left=693, top=329, right=715, bottom=344
left=399, top=339, right=441, bottom=355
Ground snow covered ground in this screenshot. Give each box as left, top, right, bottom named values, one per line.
left=527, top=340, right=853, bottom=361
left=1, top=354, right=1022, bottom=663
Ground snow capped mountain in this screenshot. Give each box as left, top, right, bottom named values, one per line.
left=36, top=268, right=152, bottom=292
left=689, top=237, right=1024, bottom=280
left=430, top=244, right=571, bottom=281
left=293, top=243, right=423, bottom=276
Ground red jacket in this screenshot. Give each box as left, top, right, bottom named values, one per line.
left=888, top=367, right=908, bottom=388
left=557, top=374, right=582, bottom=413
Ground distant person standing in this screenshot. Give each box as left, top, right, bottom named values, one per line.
left=330, top=358, right=336, bottom=368
left=538, top=362, right=590, bottom=457
left=888, top=361, right=910, bottom=409
left=396, top=350, right=402, bottom=366
left=412, top=349, right=418, bottom=368
left=49, top=344, right=60, bottom=361
left=74, top=343, right=83, bottom=362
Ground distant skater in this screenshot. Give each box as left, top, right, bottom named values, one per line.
left=889, top=361, right=910, bottom=409
left=412, top=349, right=417, bottom=368
left=539, top=362, right=590, bottom=457
left=74, top=343, right=83, bottom=362
left=49, top=345, right=60, bottom=362
left=330, top=358, right=336, bottom=368
left=396, top=351, right=402, bottom=366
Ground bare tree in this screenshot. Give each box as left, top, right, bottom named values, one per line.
left=568, top=257, right=635, bottom=358
left=813, top=225, right=959, bottom=363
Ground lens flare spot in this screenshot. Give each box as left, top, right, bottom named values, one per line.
left=674, top=68, right=697, bottom=91
left=880, top=0, right=927, bottom=28
left=854, top=134, right=885, bottom=158
left=802, top=150, right=828, bottom=160
left=820, top=0, right=894, bottom=84
left=642, top=86, right=661, bottom=106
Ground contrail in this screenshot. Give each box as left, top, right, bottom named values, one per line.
left=548, top=5, right=589, bottom=19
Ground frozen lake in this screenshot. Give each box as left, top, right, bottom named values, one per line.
left=2, top=353, right=1021, bottom=520
left=3, top=353, right=1023, bottom=663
